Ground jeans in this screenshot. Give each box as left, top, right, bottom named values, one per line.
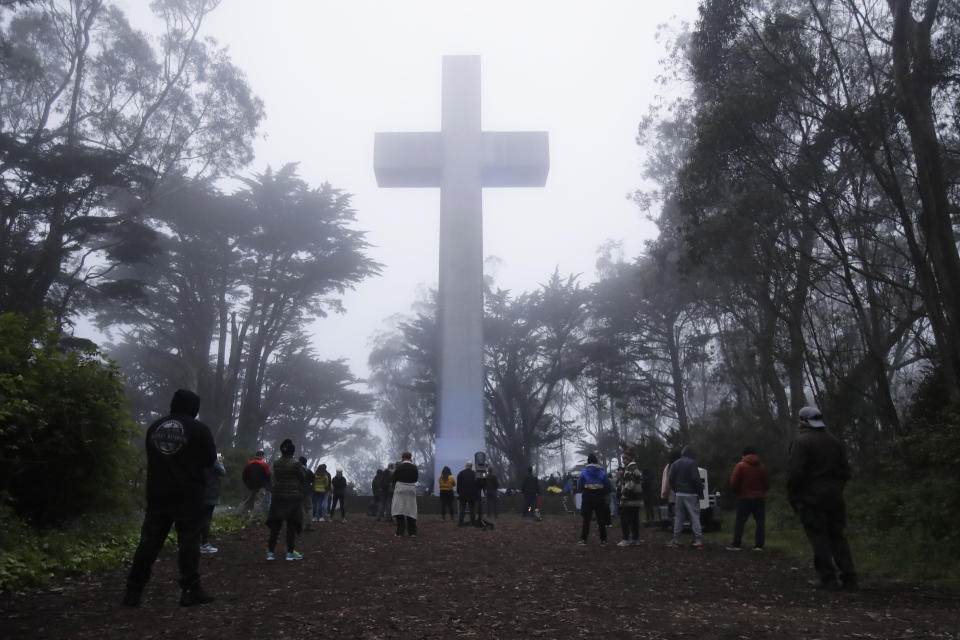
left=672, top=494, right=702, bottom=543
left=127, top=502, right=204, bottom=592
left=732, top=498, right=766, bottom=549
left=312, top=491, right=327, bottom=518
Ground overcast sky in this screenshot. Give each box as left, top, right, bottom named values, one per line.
left=117, top=0, right=700, bottom=382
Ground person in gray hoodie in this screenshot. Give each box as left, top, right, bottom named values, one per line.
left=668, top=445, right=704, bottom=549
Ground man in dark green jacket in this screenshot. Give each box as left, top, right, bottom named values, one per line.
left=788, top=406, right=857, bottom=590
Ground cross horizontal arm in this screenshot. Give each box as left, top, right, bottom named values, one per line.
left=375, top=130, right=549, bottom=189
left=374, top=132, right=442, bottom=187
left=482, top=131, right=549, bottom=187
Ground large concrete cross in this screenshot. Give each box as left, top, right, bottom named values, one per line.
left=374, top=56, right=549, bottom=490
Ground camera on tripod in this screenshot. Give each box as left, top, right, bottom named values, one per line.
left=475, top=451, right=488, bottom=479
left=473, top=451, right=494, bottom=530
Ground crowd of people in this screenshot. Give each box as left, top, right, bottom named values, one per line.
left=122, top=389, right=857, bottom=608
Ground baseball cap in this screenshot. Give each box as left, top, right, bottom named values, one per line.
left=798, top=406, right=826, bottom=427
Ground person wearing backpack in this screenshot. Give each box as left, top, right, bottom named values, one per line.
left=241, top=451, right=271, bottom=514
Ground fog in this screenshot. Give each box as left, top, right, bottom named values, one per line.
left=103, top=0, right=701, bottom=470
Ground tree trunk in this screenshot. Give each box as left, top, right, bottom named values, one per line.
left=887, top=0, right=960, bottom=400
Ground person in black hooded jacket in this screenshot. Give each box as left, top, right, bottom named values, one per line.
left=123, top=389, right=217, bottom=608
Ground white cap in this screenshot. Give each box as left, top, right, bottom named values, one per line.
left=798, top=406, right=826, bottom=428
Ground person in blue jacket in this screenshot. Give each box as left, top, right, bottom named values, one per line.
left=576, top=454, right=612, bottom=545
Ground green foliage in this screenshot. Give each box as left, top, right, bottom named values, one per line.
left=0, top=503, right=249, bottom=594
left=848, top=371, right=960, bottom=570
left=0, top=312, right=139, bottom=524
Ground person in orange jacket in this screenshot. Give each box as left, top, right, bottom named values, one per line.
left=725, top=445, right=770, bottom=551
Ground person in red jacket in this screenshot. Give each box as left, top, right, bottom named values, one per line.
left=240, top=451, right=272, bottom=514
left=725, top=445, right=770, bottom=551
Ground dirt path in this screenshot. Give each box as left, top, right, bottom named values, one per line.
left=2, top=510, right=958, bottom=639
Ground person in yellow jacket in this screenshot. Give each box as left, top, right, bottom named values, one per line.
left=438, top=466, right=456, bottom=520
left=313, top=463, right=332, bottom=523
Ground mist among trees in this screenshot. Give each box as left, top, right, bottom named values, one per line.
left=1, top=0, right=958, bottom=573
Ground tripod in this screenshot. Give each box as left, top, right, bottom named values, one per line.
left=475, top=476, right=491, bottom=529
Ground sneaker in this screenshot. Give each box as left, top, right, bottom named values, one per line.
left=667, top=541, right=683, bottom=548
left=285, top=551, right=303, bottom=561
left=179, top=583, right=215, bottom=607
left=200, top=543, right=218, bottom=554
left=692, top=541, right=703, bottom=550
left=599, top=540, right=608, bottom=546
left=340, top=518, right=347, bottom=523
left=752, top=547, right=763, bottom=551
left=576, top=539, right=587, bottom=546
left=725, top=545, right=742, bottom=551
left=266, top=551, right=275, bottom=561
left=616, top=540, right=631, bottom=547
left=121, top=589, right=143, bottom=607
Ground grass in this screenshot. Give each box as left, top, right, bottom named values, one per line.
left=0, top=506, right=249, bottom=594
left=702, top=495, right=960, bottom=593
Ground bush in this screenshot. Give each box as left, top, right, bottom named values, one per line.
left=0, top=503, right=249, bottom=594
left=860, top=371, right=960, bottom=543
left=0, top=312, right=139, bottom=524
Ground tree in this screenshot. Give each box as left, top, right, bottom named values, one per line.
left=623, top=0, right=953, bottom=465
left=367, top=292, right=438, bottom=476
left=483, top=271, right=588, bottom=483
left=94, top=166, right=380, bottom=450
left=0, top=0, right=264, bottom=319
left=258, top=344, right=374, bottom=461
left=0, top=311, right=137, bottom=524
left=231, top=165, right=380, bottom=448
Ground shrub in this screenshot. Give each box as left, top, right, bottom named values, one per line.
left=0, top=312, right=139, bottom=524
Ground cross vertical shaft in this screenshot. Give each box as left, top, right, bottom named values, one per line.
left=374, top=55, right=549, bottom=490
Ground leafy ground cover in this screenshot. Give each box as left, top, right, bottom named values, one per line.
left=1, top=501, right=958, bottom=639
